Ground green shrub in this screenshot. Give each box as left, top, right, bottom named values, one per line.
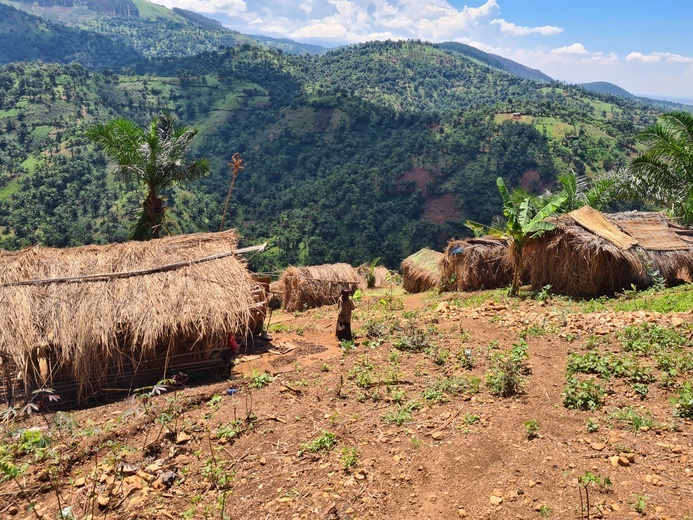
left=562, top=377, right=605, bottom=411
left=301, top=432, right=337, bottom=453
left=671, top=381, right=693, bottom=418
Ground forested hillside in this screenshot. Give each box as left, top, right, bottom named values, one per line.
left=0, top=0, right=691, bottom=270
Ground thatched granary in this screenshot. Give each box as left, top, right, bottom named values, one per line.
left=525, top=206, right=693, bottom=298
left=441, top=237, right=512, bottom=291
left=401, top=248, right=443, bottom=293
left=279, top=263, right=365, bottom=312
left=0, top=231, right=267, bottom=404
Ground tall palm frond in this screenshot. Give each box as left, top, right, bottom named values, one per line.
left=629, top=111, right=693, bottom=223
left=87, top=112, right=209, bottom=240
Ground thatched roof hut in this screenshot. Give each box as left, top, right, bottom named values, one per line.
left=441, top=237, right=513, bottom=291
left=0, top=231, right=267, bottom=404
left=279, top=263, right=365, bottom=312
left=401, top=248, right=443, bottom=293
left=525, top=206, right=693, bottom=298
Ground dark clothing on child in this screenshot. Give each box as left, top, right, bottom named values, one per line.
left=336, top=296, right=355, bottom=341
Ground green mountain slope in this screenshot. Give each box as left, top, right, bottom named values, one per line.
left=579, top=81, right=636, bottom=98
left=438, top=41, right=553, bottom=83
left=0, top=3, right=142, bottom=67
left=0, top=39, right=678, bottom=269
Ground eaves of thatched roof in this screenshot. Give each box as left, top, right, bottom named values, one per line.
left=0, top=230, right=265, bottom=403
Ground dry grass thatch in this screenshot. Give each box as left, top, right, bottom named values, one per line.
left=401, top=248, right=443, bottom=293
left=280, top=263, right=365, bottom=312
left=525, top=209, right=693, bottom=298
left=0, top=230, right=265, bottom=403
left=441, top=237, right=512, bottom=291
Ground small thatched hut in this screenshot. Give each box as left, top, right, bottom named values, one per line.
left=401, top=248, right=443, bottom=293
left=280, top=263, right=365, bottom=312
left=525, top=206, right=693, bottom=298
left=441, top=237, right=512, bottom=291
left=0, top=231, right=267, bottom=404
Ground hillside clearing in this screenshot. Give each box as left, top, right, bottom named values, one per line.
left=1, top=286, right=692, bottom=519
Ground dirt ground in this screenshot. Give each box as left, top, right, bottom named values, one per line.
left=2, top=288, right=693, bottom=520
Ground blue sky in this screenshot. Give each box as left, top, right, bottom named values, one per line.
left=154, top=0, right=693, bottom=103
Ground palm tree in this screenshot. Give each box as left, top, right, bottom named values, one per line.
left=629, top=111, right=693, bottom=224
left=497, top=177, right=566, bottom=296
left=86, top=112, right=209, bottom=240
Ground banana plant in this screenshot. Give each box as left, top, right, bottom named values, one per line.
left=497, top=177, right=566, bottom=296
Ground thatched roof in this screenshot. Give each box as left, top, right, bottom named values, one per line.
left=441, top=237, right=512, bottom=292
left=525, top=208, right=693, bottom=297
left=279, top=263, right=365, bottom=312
left=0, top=230, right=265, bottom=403
left=401, top=248, right=443, bottom=293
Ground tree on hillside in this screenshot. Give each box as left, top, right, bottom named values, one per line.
left=629, top=111, right=693, bottom=225
left=497, top=177, right=566, bottom=296
left=86, top=112, right=209, bottom=240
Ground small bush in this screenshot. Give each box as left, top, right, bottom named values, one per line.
left=486, top=341, right=529, bottom=397
left=247, top=370, right=274, bottom=389
left=301, top=432, right=337, bottom=454
left=671, top=381, right=693, bottom=419
left=562, top=377, right=605, bottom=411
left=525, top=419, right=540, bottom=439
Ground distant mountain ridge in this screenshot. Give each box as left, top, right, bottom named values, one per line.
left=0, top=3, right=142, bottom=67
left=437, top=41, right=553, bottom=83
left=579, top=81, right=636, bottom=99
left=15, top=0, right=138, bottom=16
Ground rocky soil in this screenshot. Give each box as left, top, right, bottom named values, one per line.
left=1, top=287, right=693, bottom=520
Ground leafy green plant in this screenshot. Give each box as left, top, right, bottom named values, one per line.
left=609, top=406, right=656, bottom=432
left=457, top=348, right=475, bottom=369
left=631, top=493, right=649, bottom=514
left=671, top=381, right=693, bottom=418
left=247, top=370, right=274, bottom=389
left=496, top=177, right=566, bottom=296
left=562, top=377, right=605, bottom=411
left=427, top=345, right=450, bottom=366
left=384, top=401, right=421, bottom=426
left=365, top=258, right=380, bottom=289
left=578, top=471, right=612, bottom=520
left=86, top=112, right=209, bottom=239
left=619, top=323, right=687, bottom=355
left=340, top=339, right=356, bottom=355
left=486, top=341, right=529, bottom=397
left=525, top=419, right=540, bottom=440
left=301, top=432, right=337, bottom=454
left=340, top=446, right=359, bottom=470
left=585, top=419, right=599, bottom=433
left=216, top=420, right=244, bottom=442
left=539, top=504, right=552, bottom=517
left=392, top=326, right=432, bottom=352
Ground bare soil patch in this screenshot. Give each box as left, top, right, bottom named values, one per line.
left=2, top=290, right=693, bottom=520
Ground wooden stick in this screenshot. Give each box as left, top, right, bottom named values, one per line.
left=1, top=244, right=266, bottom=287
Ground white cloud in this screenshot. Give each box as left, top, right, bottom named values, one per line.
left=627, top=51, right=693, bottom=64
left=491, top=18, right=562, bottom=37
left=551, top=43, right=588, bottom=56
left=290, top=22, right=352, bottom=41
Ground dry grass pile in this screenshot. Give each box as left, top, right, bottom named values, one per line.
left=401, top=248, right=443, bottom=293
left=525, top=209, right=693, bottom=297
left=441, top=237, right=512, bottom=291
left=280, top=263, right=364, bottom=312
left=0, top=230, right=263, bottom=403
